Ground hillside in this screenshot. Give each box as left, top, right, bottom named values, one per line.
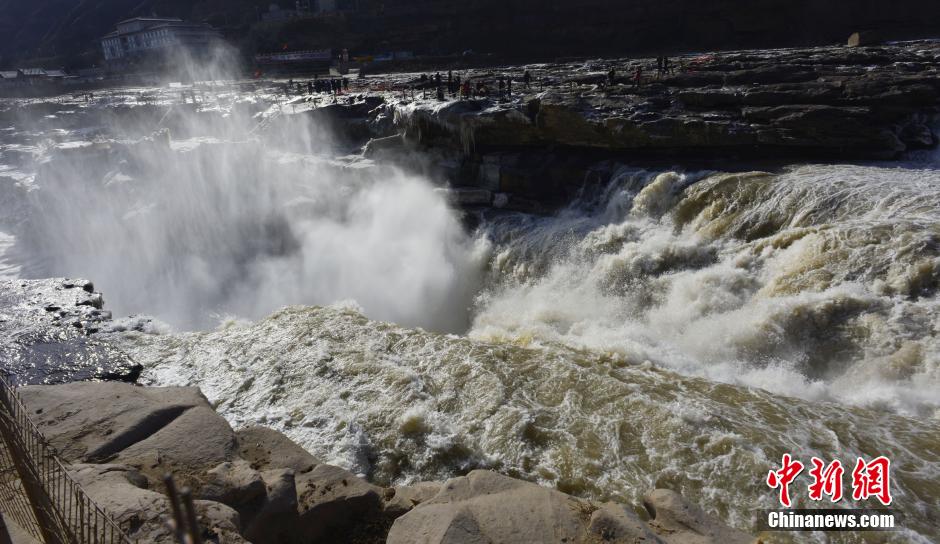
left=0, top=0, right=272, bottom=67
left=1, top=0, right=939, bottom=69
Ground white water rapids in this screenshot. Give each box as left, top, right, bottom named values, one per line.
left=472, top=161, right=940, bottom=417
left=1, top=95, right=938, bottom=542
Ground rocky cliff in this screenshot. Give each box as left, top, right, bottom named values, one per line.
left=389, top=43, right=940, bottom=160
left=280, top=41, right=940, bottom=209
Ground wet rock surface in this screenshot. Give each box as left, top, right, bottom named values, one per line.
left=19, top=383, right=755, bottom=544
left=0, top=278, right=141, bottom=385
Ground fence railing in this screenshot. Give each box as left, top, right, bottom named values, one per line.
left=0, top=374, right=133, bottom=544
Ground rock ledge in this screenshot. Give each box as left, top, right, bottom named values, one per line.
left=15, top=382, right=756, bottom=544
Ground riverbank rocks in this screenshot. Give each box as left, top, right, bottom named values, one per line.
left=386, top=470, right=663, bottom=544
left=295, top=463, right=391, bottom=542
left=644, top=489, right=753, bottom=544
left=16, top=383, right=754, bottom=544
left=67, top=464, right=247, bottom=544
left=19, top=382, right=203, bottom=460
left=18, top=382, right=235, bottom=490
left=236, top=425, right=319, bottom=474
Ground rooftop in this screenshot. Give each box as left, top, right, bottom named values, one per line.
left=115, top=16, right=183, bottom=26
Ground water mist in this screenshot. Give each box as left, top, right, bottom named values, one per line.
left=1, top=82, right=485, bottom=332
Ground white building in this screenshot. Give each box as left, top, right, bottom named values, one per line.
left=101, top=17, right=222, bottom=61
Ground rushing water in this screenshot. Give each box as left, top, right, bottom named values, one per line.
left=1, top=95, right=938, bottom=542
left=472, top=162, right=940, bottom=417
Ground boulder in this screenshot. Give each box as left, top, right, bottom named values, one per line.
left=198, top=460, right=267, bottom=507
left=243, top=469, right=301, bottom=544
left=847, top=32, right=883, bottom=48
left=115, top=406, right=238, bottom=487
left=236, top=425, right=319, bottom=474
left=19, top=382, right=208, bottom=462
left=67, top=464, right=246, bottom=544
left=196, top=461, right=307, bottom=544
left=644, top=489, right=753, bottom=544
left=295, top=463, right=386, bottom=542
left=588, top=503, right=664, bottom=543
left=387, top=472, right=750, bottom=544
left=20, top=383, right=238, bottom=489
left=386, top=470, right=596, bottom=544
left=383, top=481, right=444, bottom=515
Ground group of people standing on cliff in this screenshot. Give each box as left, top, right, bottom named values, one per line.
left=605, top=55, right=676, bottom=89
left=403, top=53, right=679, bottom=102
left=283, top=76, right=349, bottom=98
left=656, top=55, right=675, bottom=77
left=411, top=69, right=536, bottom=101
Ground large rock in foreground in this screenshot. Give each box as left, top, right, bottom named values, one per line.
left=16, top=382, right=404, bottom=543
left=387, top=470, right=754, bottom=544
left=16, top=383, right=754, bottom=544
left=644, top=489, right=754, bottom=544
left=67, top=464, right=247, bottom=544
left=19, top=381, right=235, bottom=489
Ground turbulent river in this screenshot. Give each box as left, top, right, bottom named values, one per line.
left=1, top=94, right=938, bottom=542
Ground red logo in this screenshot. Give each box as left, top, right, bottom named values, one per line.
left=768, top=455, right=892, bottom=507
left=851, top=456, right=892, bottom=506
left=767, top=454, right=804, bottom=508
left=808, top=457, right=844, bottom=502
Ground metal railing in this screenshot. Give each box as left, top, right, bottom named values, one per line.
left=0, top=374, right=133, bottom=544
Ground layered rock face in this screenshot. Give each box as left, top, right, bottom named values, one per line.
left=352, top=41, right=940, bottom=209
left=394, top=43, right=940, bottom=161
left=255, top=42, right=940, bottom=211
left=17, top=382, right=755, bottom=544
